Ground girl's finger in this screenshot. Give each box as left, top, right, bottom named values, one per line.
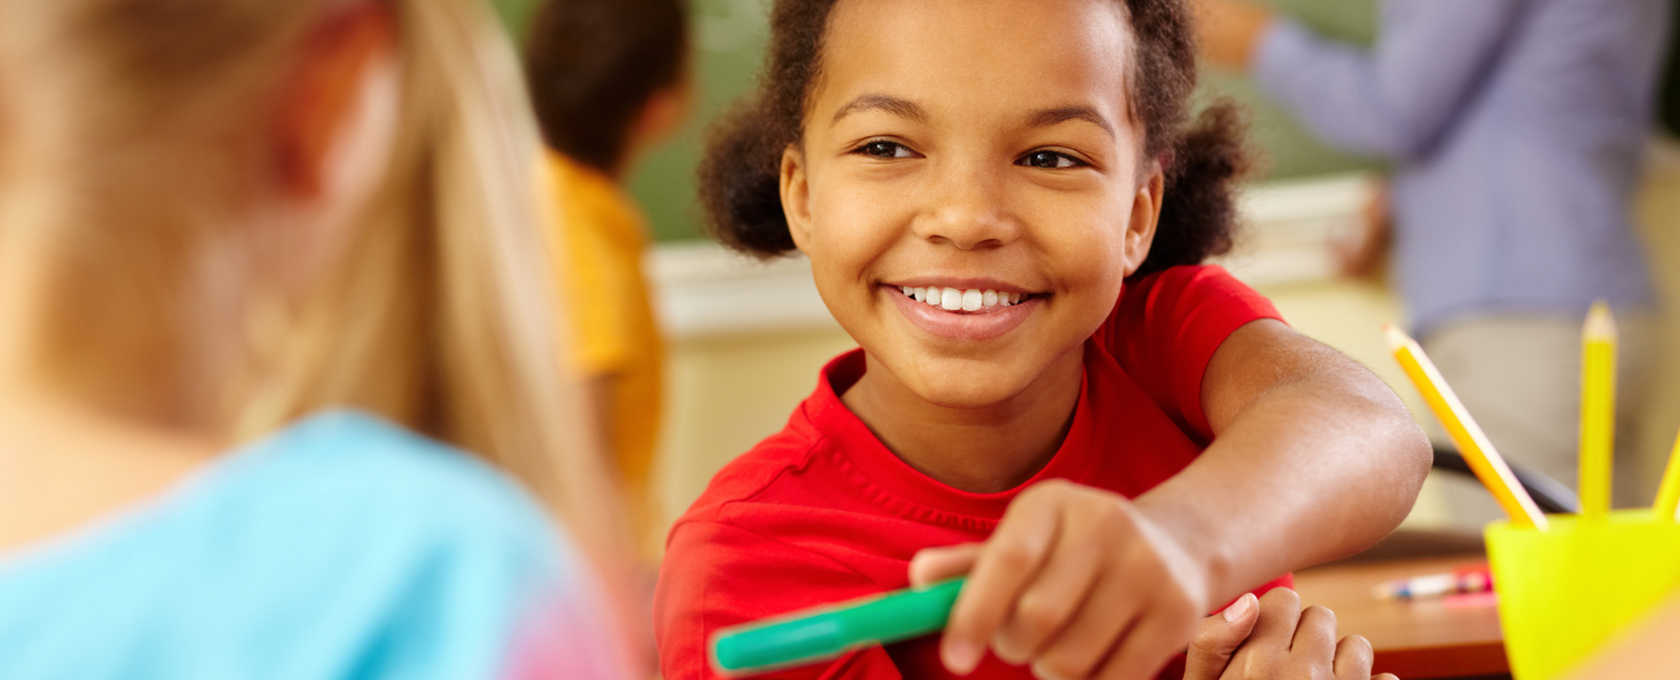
left=990, top=523, right=1106, bottom=663
left=1247, top=588, right=1304, bottom=648
left=940, top=488, right=1064, bottom=675
left=1290, top=605, right=1339, bottom=662
left=908, top=542, right=983, bottom=586
left=1182, top=594, right=1259, bottom=680
left=1018, top=560, right=1137, bottom=678
left=1092, top=609, right=1192, bottom=680
left=1332, top=635, right=1376, bottom=680
left=1374, top=674, right=1399, bottom=680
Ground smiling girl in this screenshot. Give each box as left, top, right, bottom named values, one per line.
left=654, top=1, right=1430, bottom=679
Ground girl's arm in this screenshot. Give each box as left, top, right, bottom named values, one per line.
left=911, top=319, right=1428, bottom=680
left=1138, top=317, right=1430, bottom=620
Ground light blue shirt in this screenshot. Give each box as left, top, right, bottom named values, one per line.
left=1254, top=0, right=1670, bottom=334
left=0, top=411, right=623, bottom=680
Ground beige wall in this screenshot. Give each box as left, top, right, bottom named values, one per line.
left=650, top=151, right=1680, bottom=541
left=655, top=325, right=856, bottom=531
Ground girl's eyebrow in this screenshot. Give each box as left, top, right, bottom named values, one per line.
left=830, top=95, right=1115, bottom=142
left=830, top=94, right=929, bottom=125
left=1024, top=106, right=1115, bottom=139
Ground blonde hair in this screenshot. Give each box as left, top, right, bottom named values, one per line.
left=0, top=0, right=627, bottom=555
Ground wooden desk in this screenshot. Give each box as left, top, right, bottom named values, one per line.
left=1294, top=555, right=1508, bottom=679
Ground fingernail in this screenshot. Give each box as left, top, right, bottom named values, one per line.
left=1030, top=660, right=1069, bottom=680
left=1222, top=593, right=1255, bottom=622
left=943, top=640, right=982, bottom=675
left=907, top=554, right=932, bottom=581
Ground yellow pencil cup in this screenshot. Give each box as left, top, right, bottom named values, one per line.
left=1485, top=511, right=1680, bottom=679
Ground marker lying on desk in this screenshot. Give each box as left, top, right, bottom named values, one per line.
left=1385, top=324, right=1549, bottom=530
left=1373, top=563, right=1493, bottom=600
left=710, top=577, right=966, bottom=677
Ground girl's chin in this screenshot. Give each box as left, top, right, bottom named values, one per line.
left=874, top=353, right=1048, bottom=409
left=855, top=329, right=1091, bottom=409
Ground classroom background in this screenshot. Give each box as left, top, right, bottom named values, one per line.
left=494, top=0, right=1680, bottom=536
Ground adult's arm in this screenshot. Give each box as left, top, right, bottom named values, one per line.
left=1134, top=318, right=1431, bottom=607
left=1247, top=0, right=1524, bottom=159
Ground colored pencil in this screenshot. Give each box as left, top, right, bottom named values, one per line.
left=1579, top=302, right=1616, bottom=520
left=1386, top=324, right=1549, bottom=530
left=1652, top=426, right=1680, bottom=521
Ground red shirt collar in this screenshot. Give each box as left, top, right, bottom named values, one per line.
left=799, top=347, right=1103, bottom=521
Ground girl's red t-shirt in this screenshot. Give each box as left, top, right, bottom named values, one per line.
left=655, top=265, right=1293, bottom=680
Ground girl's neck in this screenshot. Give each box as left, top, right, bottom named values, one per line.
left=0, top=200, right=226, bottom=553
left=0, top=390, right=222, bottom=554
left=841, top=350, right=1085, bottom=494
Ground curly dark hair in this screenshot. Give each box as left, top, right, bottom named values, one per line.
left=525, top=0, right=689, bottom=174
left=697, top=0, right=1249, bottom=278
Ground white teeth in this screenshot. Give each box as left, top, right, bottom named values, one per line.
left=902, top=286, right=1028, bottom=310
left=940, top=288, right=962, bottom=310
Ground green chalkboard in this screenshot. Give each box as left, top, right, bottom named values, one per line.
left=493, top=0, right=1384, bottom=243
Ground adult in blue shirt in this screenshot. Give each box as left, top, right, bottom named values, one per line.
left=1195, top=0, right=1671, bottom=512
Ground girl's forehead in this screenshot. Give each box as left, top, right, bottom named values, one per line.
left=814, top=0, right=1134, bottom=126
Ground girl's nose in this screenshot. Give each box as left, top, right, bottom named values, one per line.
left=911, top=161, right=1020, bottom=250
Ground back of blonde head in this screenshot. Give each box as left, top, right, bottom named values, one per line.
left=0, top=0, right=625, bottom=557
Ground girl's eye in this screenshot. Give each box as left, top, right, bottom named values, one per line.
left=856, top=140, right=913, bottom=159
left=1020, top=150, right=1085, bottom=169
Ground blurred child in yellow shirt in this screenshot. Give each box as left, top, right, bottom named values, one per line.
left=525, top=0, right=690, bottom=550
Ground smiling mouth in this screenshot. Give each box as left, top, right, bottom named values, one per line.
left=894, top=285, right=1037, bottom=312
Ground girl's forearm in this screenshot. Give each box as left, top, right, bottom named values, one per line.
left=1135, top=342, right=1430, bottom=607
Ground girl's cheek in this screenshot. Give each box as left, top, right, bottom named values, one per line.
left=814, top=183, right=904, bottom=243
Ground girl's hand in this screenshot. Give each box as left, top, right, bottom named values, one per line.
left=908, top=479, right=1209, bottom=680
left=1185, top=588, right=1400, bottom=680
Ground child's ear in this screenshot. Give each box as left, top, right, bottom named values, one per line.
left=274, top=1, right=395, bottom=199
left=631, top=81, right=693, bottom=150
left=780, top=144, right=814, bottom=250
left=1122, top=161, right=1165, bottom=277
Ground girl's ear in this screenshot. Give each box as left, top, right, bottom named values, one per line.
left=780, top=144, right=814, bottom=250
left=1122, top=161, right=1165, bottom=277
left=275, top=1, right=396, bottom=199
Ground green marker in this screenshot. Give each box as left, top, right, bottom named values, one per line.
left=709, top=577, right=967, bottom=676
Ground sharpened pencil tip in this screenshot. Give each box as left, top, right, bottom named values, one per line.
left=1383, top=323, right=1412, bottom=351
left=1585, top=300, right=1617, bottom=341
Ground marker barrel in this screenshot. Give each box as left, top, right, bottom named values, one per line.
left=712, top=578, right=966, bottom=675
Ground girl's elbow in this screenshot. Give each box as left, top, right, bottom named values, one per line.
left=1374, top=403, right=1434, bottom=502
left=1397, top=420, right=1434, bottom=487
left=1350, top=378, right=1433, bottom=486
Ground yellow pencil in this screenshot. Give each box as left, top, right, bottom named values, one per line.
left=1579, top=301, right=1616, bottom=520
left=1385, top=324, right=1549, bottom=530
left=1653, top=427, right=1680, bottom=521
